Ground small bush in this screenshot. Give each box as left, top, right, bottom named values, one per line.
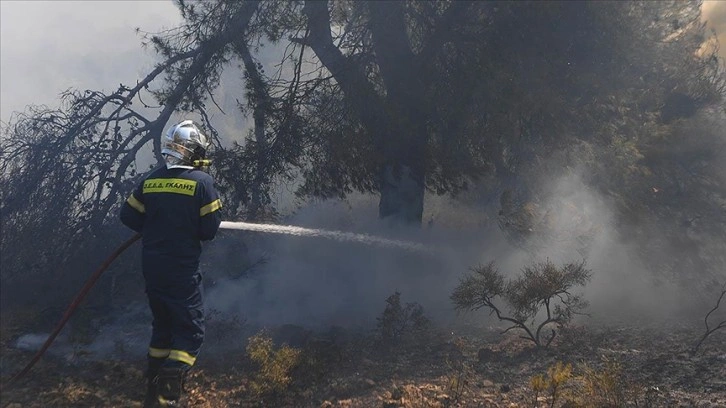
left=376, top=291, right=431, bottom=348
left=451, top=260, right=591, bottom=347
left=531, top=359, right=649, bottom=408
left=445, top=337, right=472, bottom=403
left=246, top=330, right=302, bottom=398
left=530, top=361, right=573, bottom=408
left=577, top=358, right=629, bottom=407
left=569, top=357, right=649, bottom=407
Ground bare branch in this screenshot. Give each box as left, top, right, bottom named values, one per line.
left=693, top=282, right=726, bottom=354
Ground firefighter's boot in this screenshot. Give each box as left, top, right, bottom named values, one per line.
left=156, top=367, right=185, bottom=407
left=143, top=357, right=164, bottom=408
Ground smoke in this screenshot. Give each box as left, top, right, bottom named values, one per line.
left=15, top=171, right=712, bottom=360
left=205, top=199, right=469, bottom=328
left=527, top=174, right=691, bottom=323
left=13, top=303, right=150, bottom=363
left=702, top=1, right=726, bottom=61
left=8, top=1, right=726, bottom=360
left=199, top=160, right=716, bottom=333
left=0, top=1, right=182, bottom=123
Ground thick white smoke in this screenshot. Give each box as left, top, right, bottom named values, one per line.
left=200, top=174, right=686, bottom=330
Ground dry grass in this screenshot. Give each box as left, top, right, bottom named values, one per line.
left=0, top=321, right=724, bottom=407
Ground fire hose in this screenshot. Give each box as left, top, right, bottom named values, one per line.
left=2, top=220, right=424, bottom=391
left=3, top=233, right=141, bottom=389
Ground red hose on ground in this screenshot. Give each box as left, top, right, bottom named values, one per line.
left=3, top=233, right=141, bottom=388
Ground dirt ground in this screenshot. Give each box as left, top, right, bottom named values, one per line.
left=1, top=319, right=724, bottom=408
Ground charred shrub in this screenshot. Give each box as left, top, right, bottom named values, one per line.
left=451, top=260, right=591, bottom=348
left=376, top=291, right=431, bottom=350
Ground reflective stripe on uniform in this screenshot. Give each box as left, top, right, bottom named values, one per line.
left=148, top=347, right=170, bottom=358
left=200, top=199, right=222, bottom=216
left=127, top=194, right=146, bottom=213
left=168, top=349, right=196, bottom=366
left=143, top=178, right=197, bottom=196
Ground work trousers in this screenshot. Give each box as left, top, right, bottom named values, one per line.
left=145, top=274, right=204, bottom=370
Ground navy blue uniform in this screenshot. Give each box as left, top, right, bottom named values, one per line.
left=120, top=165, right=221, bottom=370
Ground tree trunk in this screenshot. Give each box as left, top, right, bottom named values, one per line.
left=235, top=39, right=269, bottom=221
left=368, top=1, right=427, bottom=225
left=379, top=164, right=425, bottom=224
left=304, top=0, right=429, bottom=225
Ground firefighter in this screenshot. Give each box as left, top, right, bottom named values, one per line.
left=120, top=120, right=222, bottom=407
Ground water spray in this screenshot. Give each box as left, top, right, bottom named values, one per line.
left=220, top=221, right=427, bottom=252
left=3, top=220, right=426, bottom=388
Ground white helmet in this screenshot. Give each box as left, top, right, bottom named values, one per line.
left=161, top=120, right=209, bottom=169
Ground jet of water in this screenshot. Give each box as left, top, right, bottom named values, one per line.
left=219, top=221, right=427, bottom=252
